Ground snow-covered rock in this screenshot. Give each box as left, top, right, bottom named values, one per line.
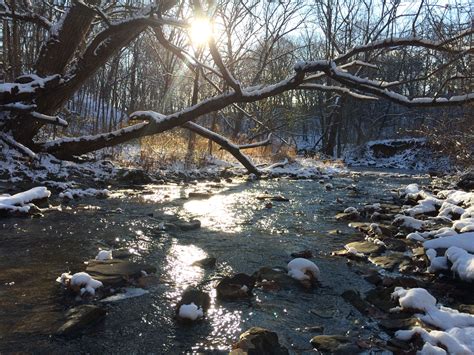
left=287, top=258, right=320, bottom=281
left=178, top=303, right=204, bottom=321
left=58, top=272, right=103, bottom=296
left=95, top=250, right=113, bottom=261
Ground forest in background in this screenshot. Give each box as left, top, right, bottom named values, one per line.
left=0, top=0, right=472, bottom=170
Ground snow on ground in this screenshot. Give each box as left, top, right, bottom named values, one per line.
left=344, top=138, right=450, bottom=171
left=59, top=188, right=109, bottom=200
left=397, top=183, right=474, bottom=282
left=0, top=186, right=50, bottom=213
left=287, top=258, right=320, bottom=281
left=393, top=287, right=474, bottom=353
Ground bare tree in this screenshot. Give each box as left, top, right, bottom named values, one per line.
left=0, top=0, right=472, bottom=174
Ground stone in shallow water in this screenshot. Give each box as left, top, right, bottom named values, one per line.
left=55, top=305, right=106, bottom=336
left=256, top=194, right=289, bottom=202
left=192, top=257, right=216, bottom=268
left=230, top=327, right=288, bottom=355
left=369, top=253, right=409, bottom=271
left=176, top=288, right=210, bottom=322
left=86, top=259, right=156, bottom=286
left=188, top=191, right=212, bottom=199
left=379, top=317, right=420, bottom=330
left=345, top=241, right=385, bottom=255
left=310, top=335, right=355, bottom=352
left=335, top=212, right=360, bottom=221
left=175, top=219, right=201, bottom=231
left=253, top=267, right=299, bottom=290
left=216, top=273, right=255, bottom=300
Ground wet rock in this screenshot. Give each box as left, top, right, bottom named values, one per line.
left=264, top=202, right=273, bottom=209
left=188, top=191, right=212, bottom=199
left=456, top=171, right=474, bottom=191
left=253, top=267, right=299, bottom=290
left=365, top=287, right=396, bottom=312
left=176, top=289, right=211, bottom=322
left=86, top=259, right=156, bottom=286
left=310, top=335, right=354, bottom=353
left=386, top=338, right=412, bottom=351
left=369, top=253, right=409, bottom=271
left=328, top=229, right=342, bottom=235
left=112, top=248, right=133, bottom=259
left=290, top=250, right=313, bottom=259
left=192, top=257, right=216, bottom=268
left=379, top=318, right=420, bottom=330
left=345, top=241, right=385, bottom=255
left=335, top=212, right=360, bottom=222
left=216, top=273, right=255, bottom=300
left=176, top=219, right=201, bottom=231
left=296, top=325, right=324, bottom=333
left=55, top=305, right=106, bottom=336
left=459, top=304, right=474, bottom=314
left=383, top=238, right=408, bottom=252
left=231, top=327, right=288, bottom=355
left=116, top=168, right=153, bottom=185
left=256, top=194, right=289, bottom=202
left=342, top=290, right=386, bottom=318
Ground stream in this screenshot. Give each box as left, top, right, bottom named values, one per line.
left=0, top=169, right=427, bottom=353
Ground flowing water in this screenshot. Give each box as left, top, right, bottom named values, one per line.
left=0, top=169, right=426, bottom=354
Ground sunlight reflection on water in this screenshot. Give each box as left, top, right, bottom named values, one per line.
left=182, top=193, right=252, bottom=232
left=163, top=241, right=207, bottom=300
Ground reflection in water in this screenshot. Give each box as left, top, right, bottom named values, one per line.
left=183, top=194, right=250, bottom=232
left=163, top=241, right=207, bottom=300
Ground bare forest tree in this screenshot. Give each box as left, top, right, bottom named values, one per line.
left=0, top=0, right=472, bottom=174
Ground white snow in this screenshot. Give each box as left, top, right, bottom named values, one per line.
left=393, top=214, right=426, bottom=230
left=95, top=250, right=113, bottom=261
left=392, top=287, right=474, bottom=329
left=343, top=207, right=359, bottom=214
left=178, top=302, right=204, bottom=320
left=396, top=326, right=474, bottom=354
left=445, top=247, right=474, bottom=282
left=59, top=188, right=109, bottom=200
left=0, top=186, right=50, bottom=212
left=58, top=272, right=103, bottom=296
left=287, top=258, right=320, bottom=281
left=426, top=249, right=448, bottom=273
left=403, top=197, right=442, bottom=216
left=423, top=232, right=474, bottom=253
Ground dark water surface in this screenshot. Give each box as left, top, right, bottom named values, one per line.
left=0, top=170, right=426, bottom=354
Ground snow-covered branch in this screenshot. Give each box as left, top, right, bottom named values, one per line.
left=334, top=30, right=474, bottom=64
left=0, top=133, right=37, bottom=159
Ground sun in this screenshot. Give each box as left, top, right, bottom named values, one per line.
left=189, top=18, right=213, bottom=47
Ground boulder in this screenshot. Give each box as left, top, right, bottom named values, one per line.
left=192, top=257, right=216, bottom=268
left=176, top=289, right=211, bottom=322
left=216, top=273, right=255, bottom=300
left=310, top=335, right=356, bottom=353
left=344, top=241, right=385, bottom=255
left=231, top=327, right=288, bottom=355
left=55, top=305, right=106, bottom=336
left=176, top=219, right=201, bottom=231
left=86, top=259, right=156, bottom=286
left=256, top=194, right=289, bottom=202
left=253, top=267, right=299, bottom=290
left=456, top=171, right=474, bottom=191
left=369, top=253, right=409, bottom=271
left=335, top=212, right=360, bottom=222
left=116, top=169, right=153, bottom=185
